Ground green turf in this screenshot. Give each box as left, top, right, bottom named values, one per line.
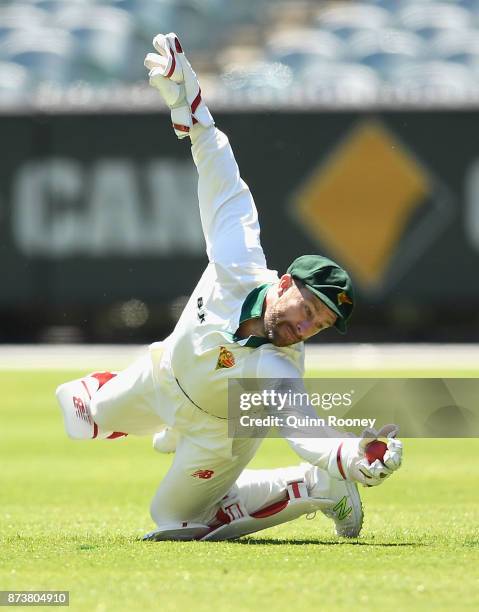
left=1, top=370, right=478, bottom=611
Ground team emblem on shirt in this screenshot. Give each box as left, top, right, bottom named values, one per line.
left=216, top=346, right=235, bottom=369
left=337, top=291, right=353, bottom=306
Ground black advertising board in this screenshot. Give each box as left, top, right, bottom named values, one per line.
left=1, top=110, right=478, bottom=341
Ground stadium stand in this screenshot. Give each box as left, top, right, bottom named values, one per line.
left=1, top=0, right=479, bottom=105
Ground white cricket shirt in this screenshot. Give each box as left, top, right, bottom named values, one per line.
left=153, top=125, right=343, bottom=477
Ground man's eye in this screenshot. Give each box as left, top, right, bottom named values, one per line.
left=305, top=305, right=312, bottom=318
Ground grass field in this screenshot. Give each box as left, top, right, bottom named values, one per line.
left=2, top=369, right=479, bottom=611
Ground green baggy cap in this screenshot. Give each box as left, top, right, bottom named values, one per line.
left=287, top=255, right=354, bottom=334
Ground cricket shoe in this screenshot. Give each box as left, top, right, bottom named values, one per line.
left=55, top=372, right=126, bottom=440
left=307, top=466, right=363, bottom=538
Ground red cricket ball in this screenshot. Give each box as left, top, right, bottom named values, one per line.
left=365, top=440, right=388, bottom=465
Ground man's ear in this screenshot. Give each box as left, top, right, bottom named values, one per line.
left=278, top=274, right=293, bottom=296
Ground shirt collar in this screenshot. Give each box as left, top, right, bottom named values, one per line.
left=234, top=283, right=272, bottom=348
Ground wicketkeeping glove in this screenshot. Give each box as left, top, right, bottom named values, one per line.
left=144, top=32, right=214, bottom=139
left=331, top=424, right=403, bottom=487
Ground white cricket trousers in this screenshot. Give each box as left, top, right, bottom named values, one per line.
left=89, top=346, right=312, bottom=527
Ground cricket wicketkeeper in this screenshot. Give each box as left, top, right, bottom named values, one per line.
left=56, top=33, right=403, bottom=541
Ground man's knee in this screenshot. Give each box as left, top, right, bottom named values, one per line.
left=143, top=522, right=210, bottom=541
left=149, top=483, right=215, bottom=527
left=150, top=492, right=170, bottom=526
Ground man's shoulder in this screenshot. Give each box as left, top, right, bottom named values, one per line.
left=253, top=342, right=305, bottom=379
left=214, top=262, right=279, bottom=291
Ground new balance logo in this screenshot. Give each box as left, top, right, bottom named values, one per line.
left=73, top=396, right=91, bottom=423
left=333, top=496, right=352, bottom=521
left=192, top=469, right=214, bottom=480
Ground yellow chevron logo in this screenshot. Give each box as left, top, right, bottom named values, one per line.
left=292, top=120, right=430, bottom=289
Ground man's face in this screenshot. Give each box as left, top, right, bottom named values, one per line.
left=264, top=275, right=338, bottom=347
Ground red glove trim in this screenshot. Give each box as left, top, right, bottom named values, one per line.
left=191, top=90, right=202, bottom=114
left=166, top=42, right=176, bottom=79
left=174, top=37, right=183, bottom=53
left=172, top=123, right=190, bottom=133
left=337, top=442, right=346, bottom=479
